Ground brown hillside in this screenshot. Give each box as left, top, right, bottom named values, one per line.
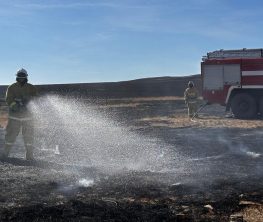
left=0, top=75, right=201, bottom=99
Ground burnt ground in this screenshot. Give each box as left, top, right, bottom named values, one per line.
left=0, top=97, right=263, bottom=221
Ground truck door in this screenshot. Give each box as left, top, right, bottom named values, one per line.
left=203, top=65, right=224, bottom=90
left=223, top=64, right=240, bottom=86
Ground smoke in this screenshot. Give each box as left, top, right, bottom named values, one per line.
left=217, top=134, right=262, bottom=158
left=78, top=178, right=94, bottom=187
left=180, top=126, right=263, bottom=187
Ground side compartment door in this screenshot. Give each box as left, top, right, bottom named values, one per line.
left=203, top=65, right=224, bottom=90
left=223, top=64, right=240, bottom=85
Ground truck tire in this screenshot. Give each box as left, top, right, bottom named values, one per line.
left=231, top=93, right=257, bottom=119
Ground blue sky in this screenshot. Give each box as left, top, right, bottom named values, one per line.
left=1, top=0, right=263, bottom=84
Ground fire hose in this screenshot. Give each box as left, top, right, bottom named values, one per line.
left=191, top=101, right=209, bottom=120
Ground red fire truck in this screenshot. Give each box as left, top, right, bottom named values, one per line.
left=201, top=48, right=263, bottom=119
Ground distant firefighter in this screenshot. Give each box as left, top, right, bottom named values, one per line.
left=2, top=68, right=37, bottom=160
left=184, top=81, right=199, bottom=118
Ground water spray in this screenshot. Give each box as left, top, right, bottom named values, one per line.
left=28, top=95, right=182, bottom=176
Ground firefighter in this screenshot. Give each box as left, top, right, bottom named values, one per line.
left=2, top=68, right=37, bottom=160
left=184, top=81, right=199, bottom=118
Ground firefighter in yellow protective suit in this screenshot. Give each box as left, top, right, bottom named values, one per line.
left=184, top=81, right=199, bottom=118
left=2, top=68, right=37, bottom=160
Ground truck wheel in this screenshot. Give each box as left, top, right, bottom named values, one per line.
left=231, top=93, right=257, bottom=119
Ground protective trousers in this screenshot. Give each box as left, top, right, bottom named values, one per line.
left=4, top=117, right=34, bottom=159
left=187, top=101, right=198, bottom=118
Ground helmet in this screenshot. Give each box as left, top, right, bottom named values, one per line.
left=188, top=81, right=194, bottom=88
left=16, top=68, right=28, bottom=78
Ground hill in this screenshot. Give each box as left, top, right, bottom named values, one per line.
left=0, top=75, right=201, bottom=99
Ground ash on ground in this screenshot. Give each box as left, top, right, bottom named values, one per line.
left=0, top=97, right=262, bottom=222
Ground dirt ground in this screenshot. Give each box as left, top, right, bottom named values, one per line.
left=0, top=96, right=263, bottom=221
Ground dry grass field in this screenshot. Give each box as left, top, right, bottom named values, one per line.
left=0, top=96, right=262, bottom=221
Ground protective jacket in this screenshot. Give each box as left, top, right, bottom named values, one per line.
left=6, top=82, right=37, bottom=119
left=184, top=87, right=199, bottom=104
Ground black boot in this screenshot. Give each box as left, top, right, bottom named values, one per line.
left=1, top=144, right=12, bottom=159
left=26, top=147, right=34, bottom=161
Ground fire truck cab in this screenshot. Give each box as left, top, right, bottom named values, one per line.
left=201, top=48, right=263, bottom=119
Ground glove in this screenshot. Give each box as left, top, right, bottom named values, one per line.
left=22, top=98, right=29, bottom=106
left=9, top=101, right=19, bottom=112
left=14, top=99, right=25, bottom=107
left=10, top=99, right=27, bottom=112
